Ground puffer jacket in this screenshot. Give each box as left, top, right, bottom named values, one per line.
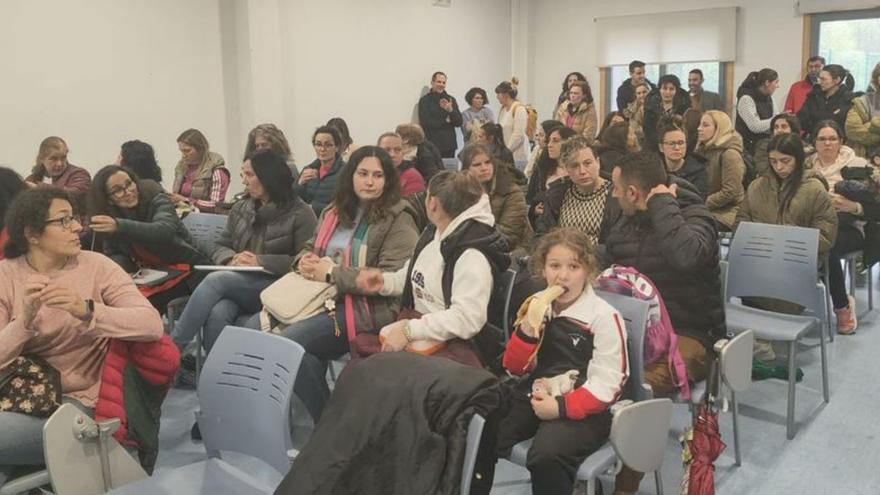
left=798, top=85, right=854, bottom=141
left=296, top=156, right=346, bottom=217
left=845, top=84, right=880, bottom=158
left=805, top=145, right=870, bottom=190
left=172, top=151, right=227, bottom=202
left=642, top=88, right=691, bottom=150
left=211, top=195, right=318, bottom=275
left=667, top=154, right=709, bottom=199
left=698, top=132, right=746, bottom=229
left=488, top=164, right=532, bottom=252
left=605, top=177, right=726, bottom=350
left=555, top=100, right=598, bottom=144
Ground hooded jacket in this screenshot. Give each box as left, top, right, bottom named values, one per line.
left=696, top=122, right=746, bottom=229
left=845, top=83, right=880, bottom=158
left=382, top=195, right=510, bottom=344
left=805, top=145, right=870, bottom=190
left=798, top=84, right=854, bottom=141
left=605, top=177, right=726, bottom=350
left=666, top=154, right=709, bottom=199
left=642, top=88, right=691, bottom=149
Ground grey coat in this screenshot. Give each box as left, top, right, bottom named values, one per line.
left=212, top=196, right=318, bottom=275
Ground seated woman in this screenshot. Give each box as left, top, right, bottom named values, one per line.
left=527, top=126, right=578, bottom=225
left=396, top=123, right=444, bottom=181
left=535, top=136, right=621, bottom=247
left=170, top=129, right=229, bottom=211
left=595, top=121, right=633, bottom=178
left=524, top=120, right=563, bottom=182
left=378, top=132, right=425, bottom=195
left=0, top=167, right=27, bottom=257
left=296, top=126, right=346, bottom=217
left=753, top=114, right=809, bottom=177
left=0, top=188, right=163, bottom=483
left=696, top=110, right=746, bottom=230
left=477, top=228, right=628, bottom=495
left=87, top=166, right=209, bottom=313
left=356, top=170, right=510, bottom=367
left=476, top=122, right=516, bottom=166
left=170, top=149, right=318, bottom=353
left=460, top=143, right=532, bottom=253
left=805, top=120, right=872, bottom=334
left=25, top=136, right=92, bottom=209
left=119, top=140, right=163, bottom=184
left=462, top=86, right=495, bottom=143
left=243, top=123, right=298, bottom=180
left=659, top=121, right=708, bottom=198
left=252, top=146, right=419, bottom=422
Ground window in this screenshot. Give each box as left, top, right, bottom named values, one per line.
left=605, top=62, right=725, bottom=113
left=811, top=9, right=880, bottom=92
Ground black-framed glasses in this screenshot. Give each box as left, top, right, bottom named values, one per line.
left=109, top=179, right=136, bottom=198
left=45, top=215, right=82, bottom=230
left=662, top=140, right=686, bottom=148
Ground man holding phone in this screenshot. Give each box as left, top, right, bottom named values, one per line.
left=418, top=71, right=463, bottom=158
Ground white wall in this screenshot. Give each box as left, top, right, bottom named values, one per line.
left=528, top=0, right=805, bottom=121
left=0, top=0, right=229, bottom=185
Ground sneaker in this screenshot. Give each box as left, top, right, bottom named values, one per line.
left=835, top=295, right=857, bottom=335
left=753, top=339, right=776, bottom=362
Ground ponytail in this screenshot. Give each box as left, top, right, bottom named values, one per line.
left=741, top=68, right=778, bottom=89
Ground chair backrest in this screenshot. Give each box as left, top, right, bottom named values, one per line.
left=727, top=222, right=820, bottom=310
left=719, top=260, right=729, bottom=302
left=719, top=329, right=754, bottom=393
left=609, top=398, right=674, bottom=473
left=596, top=291, right=652, bottom=402
left=496, top=268, right=518, bottom=340
left=181, top=212, right=228, bottom=256
left=442, top=158, right=460, bottom=170
left=197, top=326, right=305, bottom=475
left=460, top=414, right=485, bottom=495
left=43, top=404, right=148, bottom=495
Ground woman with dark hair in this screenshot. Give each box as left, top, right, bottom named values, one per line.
left=170, top=149, right=318, bottom=352
left=846, top=62, right=880, bottom=158
left=799, top=64, right=855, bottom=142
left=462, top=87, right=495, bottom=143
left=805, top=120, right=872, bottom=334
left=495, top=78, right=531, bottom=163
left=25, top=136, right=92, bottom=209
left=87, top=166, right=209, bottom=313
left=658, top=121, right=708, bottom=198
left=524, top=120, right=564, bottom=182
left=119, top=140, right=162, bottom=184
left=254, top=146, right=419, bottom=421
left=243, top=123, right=297, bottom=176
left=527, top=126, right=578, bottom=224
left=735, top=68, right=780, bottom=155
left=556, top=71, right=587, bottom=108
left=599, top=111, right=628, bottom=138
left=555, top=80, right=598, bottom=144
left=0, top=167, right=27, bottom=258
left=696, top=110, right=746, bottom=230
left=460, top=143, right=532, bottom=252
left=297, top=125, right=346, bottom=216
left=0, top=188, right=162, bottom=479
left=642, top=74, right=691, bottom=150
left=623, top=83, right=650, bottom=145
left=595, top=121, right=634, bottom=178
left=476, top=122, right=516, bottom=165
left=326, top=117, right=355, bottom=161
left=754, top=113, right=809, bottom=176
left=170, top=128, right=229, bottom=210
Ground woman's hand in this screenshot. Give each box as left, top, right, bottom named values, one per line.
left=380, top=321, right=409, bottom=352
left=37, top=283, right=89, bottom=319
left=25, top=181, right=39, bottom=189
left=298, top=169, right=318, bottom=185
left=230, top=251, right=259, bottom=267
left=530, top=390, right=560, bottom=420
left=534, top=202, right=545, bottom=216
left=89, top=215, right=118, bottom=233
left=829, top=192, right=860, bottom=214
left=21, top=276, right=50, bottom=328
left=167, top=193, right=190, bottom=204
left=297, top=252, right=321, bottom=280
left=355, top=268, right=384, bottom=293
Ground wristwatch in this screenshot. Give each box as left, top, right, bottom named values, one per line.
left=80, top=299, right=95, bottom=322
left=324, top=270, right=334, bottom=284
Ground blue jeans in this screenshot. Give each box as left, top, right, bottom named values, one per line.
left=171, top=271, right=276, bottom=353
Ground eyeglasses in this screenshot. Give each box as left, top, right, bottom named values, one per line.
left=45, top=215, right=82, bottom=231
left=314, top=141, right=337, bottom=149
left=662, top=140, right=686, bottom=148
left=816, top=136, right=840, bottom=143
left=109, top=179, right=136, bottom=198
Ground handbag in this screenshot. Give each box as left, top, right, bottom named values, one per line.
left=259, top=260, right=338, bottom=333
left=0, top=355, right=62, bottom=417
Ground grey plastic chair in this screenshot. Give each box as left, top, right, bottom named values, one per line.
left=843, top=251, right=873, bottom=318
left=507, top=293, right=653, bottom=495
left=609, top=398, right=674, bottom=494
left=108, top=327, right=305, bottom=494
left=724, top=222, right=830, bottom=439
left=460, top=414, right=485, bottom=494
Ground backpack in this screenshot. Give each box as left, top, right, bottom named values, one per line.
left=596, top=265, right=691, bottom=400
left=512, top=102, right=539, bottom=143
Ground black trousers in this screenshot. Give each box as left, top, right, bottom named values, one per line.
left=829, top=223, right=865, bottom=309
left=473, top=392, right=611, bottom=495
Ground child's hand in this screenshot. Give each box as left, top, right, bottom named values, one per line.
left=530, top=390, right=560, bottom=420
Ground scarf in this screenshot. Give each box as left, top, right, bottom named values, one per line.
left=314, top=208, right=374, bottom=341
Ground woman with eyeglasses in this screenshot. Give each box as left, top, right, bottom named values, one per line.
left=805, top=120, right=873, bottom=334
left=658, top=122, right=708, bottom=198
left=87, top=166, right=209, bottom=313
left=0, top=188, right=162, bottom=480
left=296, top=126, right=346, bottom=217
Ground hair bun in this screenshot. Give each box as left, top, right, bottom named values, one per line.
left=510, top=76, right=519, bottom=88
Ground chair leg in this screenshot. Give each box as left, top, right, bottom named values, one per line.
left=786, top=341, right=797, bottom=439
left=195, top=327, right=203, bottom=380
left=586, top=478, right=596, bottom=495
left=847, top=258, right=856, bottom=297
left=826, top=281, right=834, bottom=343
left=731, top=391, right=742, bottom=467
left=820, top=323, right=830, bottom=404
left=869, top=264, right=874, bottom=311
left=328, top=361, right=337, bottom=382
left=654, top=470, right=664, bottom=495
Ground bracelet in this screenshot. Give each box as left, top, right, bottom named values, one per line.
left=402, top=320, right=413, bottom=342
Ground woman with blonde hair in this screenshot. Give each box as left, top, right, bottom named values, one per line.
left=243, top=123, right=297, bottom=173
left=25, top=136, right=91, bottom=208
left=170, top=128, right=229, bottom=210
left=696, top=110, right=746, bottom=230
left=495, top=77, right=531, bottom=164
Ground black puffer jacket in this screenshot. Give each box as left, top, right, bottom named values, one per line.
left=667, top=154, right=709, bottom=199
left=605, top=177, right=726, bottom=349
left=642, top=88, right=691, bottom=150
left=798, top=85, right=854, bottom=141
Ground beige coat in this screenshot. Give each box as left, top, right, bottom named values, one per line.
left=697, top=130, right=745, bottom=229
left=555, top=100, right=598, bottom=144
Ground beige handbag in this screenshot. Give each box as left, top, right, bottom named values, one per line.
left=259, top=261, right=338, bottom=333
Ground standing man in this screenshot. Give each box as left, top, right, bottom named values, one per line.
left=688, top=69, right=725, bottom=112
left=418, top=71, right=463, bottom=158
left=616, top=60, right=656, bottom=111
left=785, top=56, right=825, bottom=114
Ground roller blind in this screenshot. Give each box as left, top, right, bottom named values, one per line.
left=798, top=0, right=880, bottom=14
left=595, top=7, right=737, bottom=67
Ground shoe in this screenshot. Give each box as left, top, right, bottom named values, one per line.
left=835, top=295, right=857, bottom=335
left=191, top=421, right=202, bottom=441
left=753, top=339, right=776, bottom=362
left=752, top=359, right=804, bottom=382
left=175, top=354, right=198, bottom=389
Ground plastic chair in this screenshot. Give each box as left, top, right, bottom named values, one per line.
left=507, top=294, right=654, bottom=495
left=724, top=222, right=830, bottom=439
left=107, top=327, right=305, bottom=494
left=843, top=251, right=873, bottom=318
left=442, top=158, right=460, bottom=170
left=488, top=268, right=518, bottom=344
left=609, top=398, right=674, bottom=494
left=460, top=414, right=485, bottom=495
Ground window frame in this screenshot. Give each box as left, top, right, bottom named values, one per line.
left=809, top=7, right=880, bottom=56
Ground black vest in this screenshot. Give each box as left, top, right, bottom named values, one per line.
left=735, top=88, right=774, bottom=155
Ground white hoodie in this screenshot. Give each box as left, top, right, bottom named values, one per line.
left=381, top=194, right=496, bottom=342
